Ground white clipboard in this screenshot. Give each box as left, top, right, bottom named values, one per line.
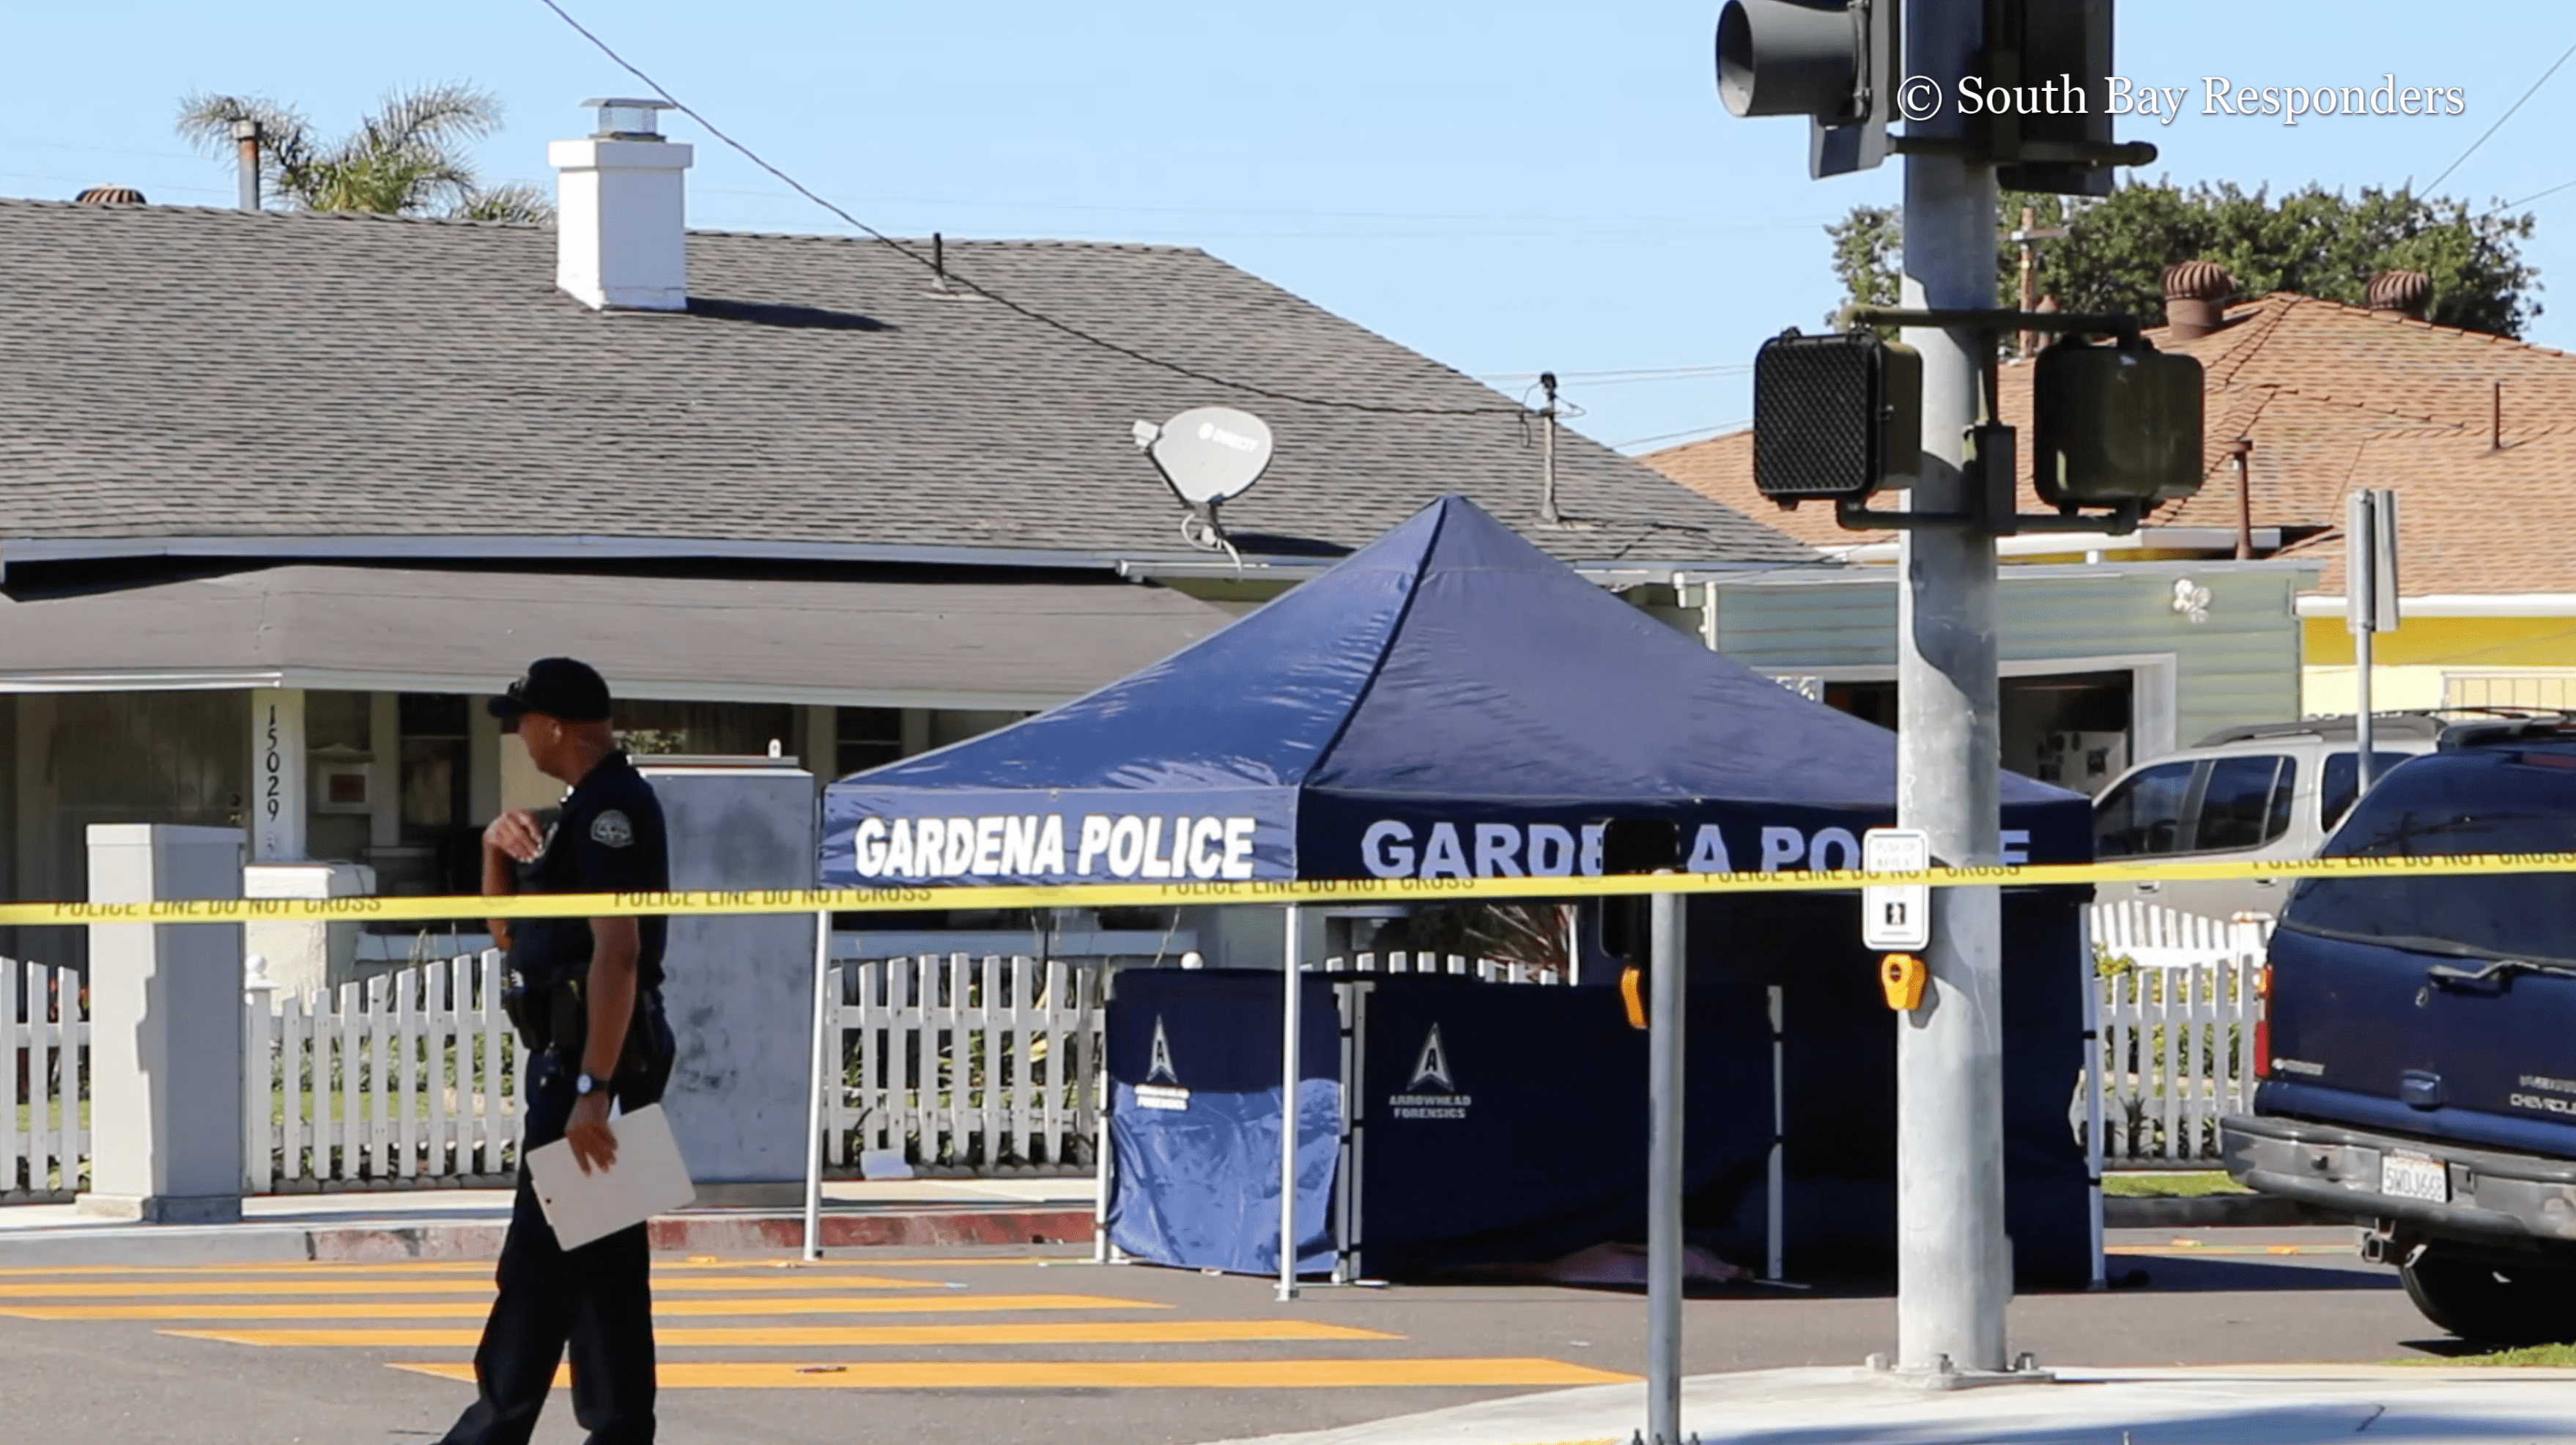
left=526, top=1102, right=696, bottom=1250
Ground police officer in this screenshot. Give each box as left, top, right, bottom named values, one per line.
left=440, top=657, right=675, bottom=1445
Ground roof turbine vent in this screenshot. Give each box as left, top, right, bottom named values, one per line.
left=75, top=185, right=147, bottom=206
left=2161, top=260, right=2235, bottom=341
left=2366, top=269, right=2434, bottom=320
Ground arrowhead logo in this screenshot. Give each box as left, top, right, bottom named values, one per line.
left=1147, top=1016, right=1179, bottom=1084
left=1409, top=1024, right=1454, bottom=1092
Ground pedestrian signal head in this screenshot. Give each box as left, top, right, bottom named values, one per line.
left=1753, top=330, right=1921, bottom=507
left=2032, top=338, right=2204, bottom=508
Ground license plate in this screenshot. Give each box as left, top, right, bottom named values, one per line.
left=2380, top=1153, right=2450, bottom=1203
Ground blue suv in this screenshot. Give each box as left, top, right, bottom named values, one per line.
left=2222, top=717, right=2576, bottom=1344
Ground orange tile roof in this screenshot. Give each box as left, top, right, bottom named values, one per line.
left=2278, top=425, right=2576, bottom=596
left=1643, top=292, right=2576, bottom=594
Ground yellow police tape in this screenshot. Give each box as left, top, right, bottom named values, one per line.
left=6, top=850, right=2573, bottom=928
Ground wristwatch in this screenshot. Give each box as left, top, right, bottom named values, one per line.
left=574, top=1071, right=609, bottom=1098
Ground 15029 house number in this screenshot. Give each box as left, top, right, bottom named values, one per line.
left=264, top=703, right=284, bottom=821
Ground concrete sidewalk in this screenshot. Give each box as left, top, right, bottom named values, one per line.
left=1204, top=1364, right=2576, bottom=1445
left=0, top=1177, right=1097, bottom=1265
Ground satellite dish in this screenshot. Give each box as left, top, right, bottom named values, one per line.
left=1135, top=406, right=1275, bottom=508
left=1132, top=406, right=1276, bottom=562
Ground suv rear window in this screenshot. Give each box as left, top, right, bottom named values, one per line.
left=2281, top=749, right=2576, bottom=964
left=2199, top=755, right=2298, bottom=851
left=2095, top=761, right=2192, bottom=857
left=2094, top=755, right=2298, bottom=857
left=2319, top=750, right=2419, bottom=833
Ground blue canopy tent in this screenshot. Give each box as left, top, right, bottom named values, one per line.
left=821, top=495, right=2098, bottom=1285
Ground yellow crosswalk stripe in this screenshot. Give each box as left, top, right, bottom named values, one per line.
left=0, top=1293, right=1167, bottom=1322
left=0, top=1274, right=942, bottom=1299
left=393, top=1358, right=1639, bottom=1389
left=0, top=1258, right=966, bottom=1279
left=169, top=1320, right=1402, bottom=1348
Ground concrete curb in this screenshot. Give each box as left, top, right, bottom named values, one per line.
left=1195, top=1364, right=2576, bottom=1445
left=2103, top=1194, right=2353, bottom=1229
left=0, top=1205, right=1093, bottom=1268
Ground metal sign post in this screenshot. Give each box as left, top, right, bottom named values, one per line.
left=2348, top=490, right=2402, bottom=793
left=1278, top=902, right=1303, bottom=1303
left=1646, top=889, right=1687, bottom=1445
left=802, top=909, right=831, bottom=1261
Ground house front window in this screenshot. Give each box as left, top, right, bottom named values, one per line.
left=612, top=700, right=794, bottom=760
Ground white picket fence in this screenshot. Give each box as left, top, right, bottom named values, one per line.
left=823, top=954, right=1105, bottom=1172
left=2088, top=903, right=2270, bottom=1166
left=2, top=958, right=88, bottom=1201
left=2090, top=899, right=2271, bottom=972
left=1320, top=951, right=1567, bottom=983
left=245, top=950, right=523, bottom=1192
left=12, top=909, right=2257, bottom=1196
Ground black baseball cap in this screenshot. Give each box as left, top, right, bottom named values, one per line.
left=489, top=657, right=613, bottom=731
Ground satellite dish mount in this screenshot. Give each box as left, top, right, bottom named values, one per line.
left=1131, top=406, right=1276, bottom=563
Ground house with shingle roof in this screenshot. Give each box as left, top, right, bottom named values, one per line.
left=1648, top=261, right=2576, bottom=733
left=0, top=103, right=1814, bottom=972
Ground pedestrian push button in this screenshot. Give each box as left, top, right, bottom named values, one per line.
left=1880, top=953, right=1928, bottom=1011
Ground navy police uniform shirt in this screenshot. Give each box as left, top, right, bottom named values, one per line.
left=509, top=751, right=669, bottom=991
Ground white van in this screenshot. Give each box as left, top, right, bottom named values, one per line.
left=2089, top=715, right=2442, bottom=921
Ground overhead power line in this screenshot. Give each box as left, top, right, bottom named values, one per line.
left=1610, top=420, right=1750, bottom=451
left=534, top=0, right=1525, bottom=419
left=2421, top=37, right=2576, bottom=194
left=2487, top=177, right=2576, bottom=215
left=1479, top=363, right=1754, bottom=385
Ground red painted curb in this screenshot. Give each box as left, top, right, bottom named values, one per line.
left=648, top=1207, right=1094, bottom=1253
left=300, top=1206, right=1092, bottom=1262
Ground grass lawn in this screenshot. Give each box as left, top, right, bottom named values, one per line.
left=2405, top=1343, right=2576, bottom=1367
left=10, top=1101, right=89, bottom=1137
left=2101, top=1170, right=2251, bottom=1198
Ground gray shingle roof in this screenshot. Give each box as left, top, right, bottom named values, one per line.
left=0, top=198, right=1813, bottom=567
left=0, top=564, right=1234, bottom=706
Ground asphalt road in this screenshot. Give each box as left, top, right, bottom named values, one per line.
left=0, top=1227, right=2460, bottom=1445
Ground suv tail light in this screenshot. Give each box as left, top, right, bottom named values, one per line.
left=2252, top=962, right=2273, bottom=1081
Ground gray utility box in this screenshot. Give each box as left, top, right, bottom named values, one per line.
left=640, top=759, right=818, bottom=1208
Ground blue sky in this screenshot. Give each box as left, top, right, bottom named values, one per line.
left=7, top=1, right=2571, bottom=456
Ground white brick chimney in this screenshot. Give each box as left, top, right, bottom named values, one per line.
left=549, top=99, right=692, bottom=311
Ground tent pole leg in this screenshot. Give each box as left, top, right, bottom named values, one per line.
left=1278, top=902, right=1303, bottom=1303
left=1095, top=1008, right=1114, bottom=1265
left=1646, top=890, right=1685, bottom=1445
left=2083, top=912, right=2107, bottom=1291
left=1766, top=983, right=1784, bottom=1283
left=802, top=910, right=831, bottom=1263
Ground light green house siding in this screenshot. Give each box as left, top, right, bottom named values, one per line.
left=1698, top=561, right=2314, bottom=761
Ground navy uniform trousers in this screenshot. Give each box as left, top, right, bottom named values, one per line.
left=440, top=997, right=675, bottom=1445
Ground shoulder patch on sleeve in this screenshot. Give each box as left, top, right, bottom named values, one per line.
left=591, top=810, right=635, bottom=848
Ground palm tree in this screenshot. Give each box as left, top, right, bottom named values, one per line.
left=177, top=82, right=552, bottom=223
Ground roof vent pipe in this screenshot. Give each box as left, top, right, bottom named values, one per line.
left=2161, top=261, right=2233, bottom=341
left=2366, top=269, right=2434, bottom=320
left=2226, top=438, right=2254, bottom=560
left=232, top=119, right=262, bottom=212
left=549, top=98, right=692, bottom=312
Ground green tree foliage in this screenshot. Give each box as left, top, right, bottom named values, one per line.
left=177, top=83, right=552, bottom=224
left=1827, top=180, right=2539, bottom=337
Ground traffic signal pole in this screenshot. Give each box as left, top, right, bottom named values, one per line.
left=1894, top=0, right=2012, bottom=1377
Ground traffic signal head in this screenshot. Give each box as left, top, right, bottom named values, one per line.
left=1994, top=0, right=2117, bottom=196
left=1715, top=0, right=1899, bottom=177
left=1752, top=330, right=1921, bottom=506
left=2032, top=339, right=2205, bottom=508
